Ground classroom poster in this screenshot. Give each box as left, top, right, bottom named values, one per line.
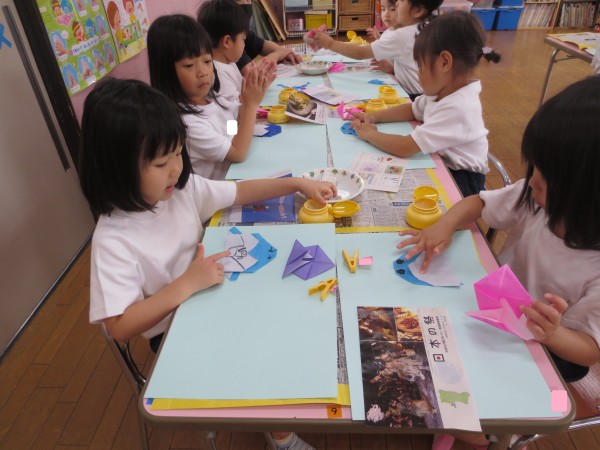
left=37, top=0, right=118, bottom=95
left=358, top=306, right=481, bottom=431
left=102, top=0, right=149, bottom=62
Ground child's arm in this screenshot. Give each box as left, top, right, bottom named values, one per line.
left=261, top=40, right=302, bottom=65
left=351, top=102, right=415, bottom=124
left=103, top=243, right=230, bottom=341
left=312, top=32, right=374, bottom=60
left=522, top=293, right=600, bottom=366
left=352, top=114, right=420, bottom=158
left=234, top=178, right=337, bottom=206
left=396, top=195, right=485, bottom=272
left=226, top=66, right=273, bottom=163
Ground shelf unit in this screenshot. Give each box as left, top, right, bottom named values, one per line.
left=283, top=1, right=338, bottom=38
left=338, top=0, right=373, bottom=31
left=518, top=0, right=599, bottom=27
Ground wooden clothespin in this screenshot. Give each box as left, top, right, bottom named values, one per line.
left=342, top=249, right=359, bottom=273
left=308, top=277, right=338, bottom=301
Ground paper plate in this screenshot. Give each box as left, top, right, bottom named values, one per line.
left=300, top=168, right=365, bottom=203
left=298, top=61, right=331, bottom=75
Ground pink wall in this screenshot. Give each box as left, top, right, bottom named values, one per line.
left=70, top=0, right=205, bottom=122
left=70, top=0, right=286, bottom=122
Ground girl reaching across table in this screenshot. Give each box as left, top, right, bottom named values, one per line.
left=398, top=75, right=600, bottom=449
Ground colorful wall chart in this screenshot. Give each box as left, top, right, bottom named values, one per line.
left=102, top=0, right=149, bottom=63
left=37, top=0, right=119, bottom=95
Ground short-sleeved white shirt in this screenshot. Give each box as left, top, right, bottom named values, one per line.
left=411, top=81, right=489, bottom=174
left=89, top=175, right=237, bottom=338
left=182, top=101, right=235, bottom=180
left=480, top=179, right=600, bottom=347
left=214, top=60, right=242, bottom=117
left=371, top=24, right=421, bottom=95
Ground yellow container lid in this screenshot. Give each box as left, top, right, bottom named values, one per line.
left=332, top=200, right=360, bottom=218
left=346, top=30, right=356, bottom=40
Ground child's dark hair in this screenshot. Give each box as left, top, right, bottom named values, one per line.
left=79, top=78, right=192, bottom=216
left=516, top=75, right=600, bottom=250
left=147, top=14, right=220, bottom=115
left=411, top=0, right=444, bottom=20
left=414, top=11, right=501, bottom=72
left=197, top=0, right=249, bottom=50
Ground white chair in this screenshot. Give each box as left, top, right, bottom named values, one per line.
left=101, top=323, right=218, bottom=450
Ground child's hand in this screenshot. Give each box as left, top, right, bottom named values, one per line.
left=395, top=222, right=455, bottom=273
left=520, top=293, right=568, bottom=343
left=347, top=110, right=366, bottom=122
left=241, top=66, right=270, bottom=106
left=352, top=115, right=377, bottom=141
left=185, top=244, right=229, bottom=293
left=299, top=179, right=337, bottom=205
left=371, top=58, right=394, bottom=74
left=366, top=27, right=380, bottom=40
left=313, top=32, right=334, bottom=50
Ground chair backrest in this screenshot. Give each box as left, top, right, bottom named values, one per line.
left=486, top=153, right=512, bottom=244
left=101, top=323, right=146, bottom=392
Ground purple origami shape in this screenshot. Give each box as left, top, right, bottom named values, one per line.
left=466, top=265, right=534, bottom=340
left=283, top=239, right=335, bottom=280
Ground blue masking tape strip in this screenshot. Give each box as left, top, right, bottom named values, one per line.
left=276, top=82, right=310, bottom=90
left=0, top=23, right=14, bottom=49
left=367, top=79, right=387, bottom=85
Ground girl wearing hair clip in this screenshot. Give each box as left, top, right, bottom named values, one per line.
left=350, top=11, right=501, bottom=197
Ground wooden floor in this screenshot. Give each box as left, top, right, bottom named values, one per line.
left=1, top=29, right=598, bottom=450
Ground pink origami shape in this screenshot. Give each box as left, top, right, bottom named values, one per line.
left=466, top=265, right=534, bottom=340
left=283, top=239, right=335, bottom=280
left=337, top=101, right=363, bottom=120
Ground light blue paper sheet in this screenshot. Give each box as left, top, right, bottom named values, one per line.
left=328, top=71, right=408, bottom=99
left=336, top=231, right=559, bottom=421
left=262, top=76, right=317, bottom=106
left=145, top=224, right=338, bottom=400
left=326, top=118, right=435, bottom=170
left=311, top=54, right=369, bottom=64
left=227, top=123, right=327, bottom=179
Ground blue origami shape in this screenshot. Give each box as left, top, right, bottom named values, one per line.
left=368, top=79, right=387, bottom=85
left=340, top=121, right=357, bottom=136
left=228, top=227, right=277, bottom=281
left=276, top=82, right=311, bottom=90
left=392, top=252, right=432, bottom=286
left=256, top=124, right=282, bottom=138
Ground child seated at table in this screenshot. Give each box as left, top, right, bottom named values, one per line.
left=80, top=78, right=333, bottom=450
left=350, top=12, right=500, bottom=197
left=398, top=75, right=600, bottom=449
left=147, top=14, right=273, bottom=180
left=311, top=0, right=443, bottom=100
left=365, top=0, right=400, bottom=75
left=197, top=0, right=276, bottom=107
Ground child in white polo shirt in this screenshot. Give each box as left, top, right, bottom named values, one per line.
left=350, top=12, right=501, bottom=197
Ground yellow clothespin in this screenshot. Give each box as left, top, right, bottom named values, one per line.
left=308, top=278, right=338, bottom=301
left=342, top=249, right=359, bottom=273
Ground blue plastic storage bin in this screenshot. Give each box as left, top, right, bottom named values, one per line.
left=472, top=8, right=497, bottom=30
left=494, top=0, right=523, bottom=6
left=493, top=6, right=523, bottom=30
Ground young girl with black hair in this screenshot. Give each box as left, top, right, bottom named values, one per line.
left=81, top=77, right=335, bottom=347
left=399, top=75, right=600, bottom=449
left=312, top=0, right=444, bottom=99
left=147, top=14, right=270, bottom=180
left=366, top=0, right=400, bottom=75
left=80, top=78, right=331, bottom=450
left=350, top=11, right=501, bottom=197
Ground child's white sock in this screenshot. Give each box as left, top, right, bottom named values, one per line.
left=273, top=433, right=315, bottom=450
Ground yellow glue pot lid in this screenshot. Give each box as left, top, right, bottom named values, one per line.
left=332, top=200, right=360, bottom=218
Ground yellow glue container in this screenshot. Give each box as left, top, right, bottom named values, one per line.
left=299, top=199, right=360, bottom=224
left=405, top=197, right=443, bottom=229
